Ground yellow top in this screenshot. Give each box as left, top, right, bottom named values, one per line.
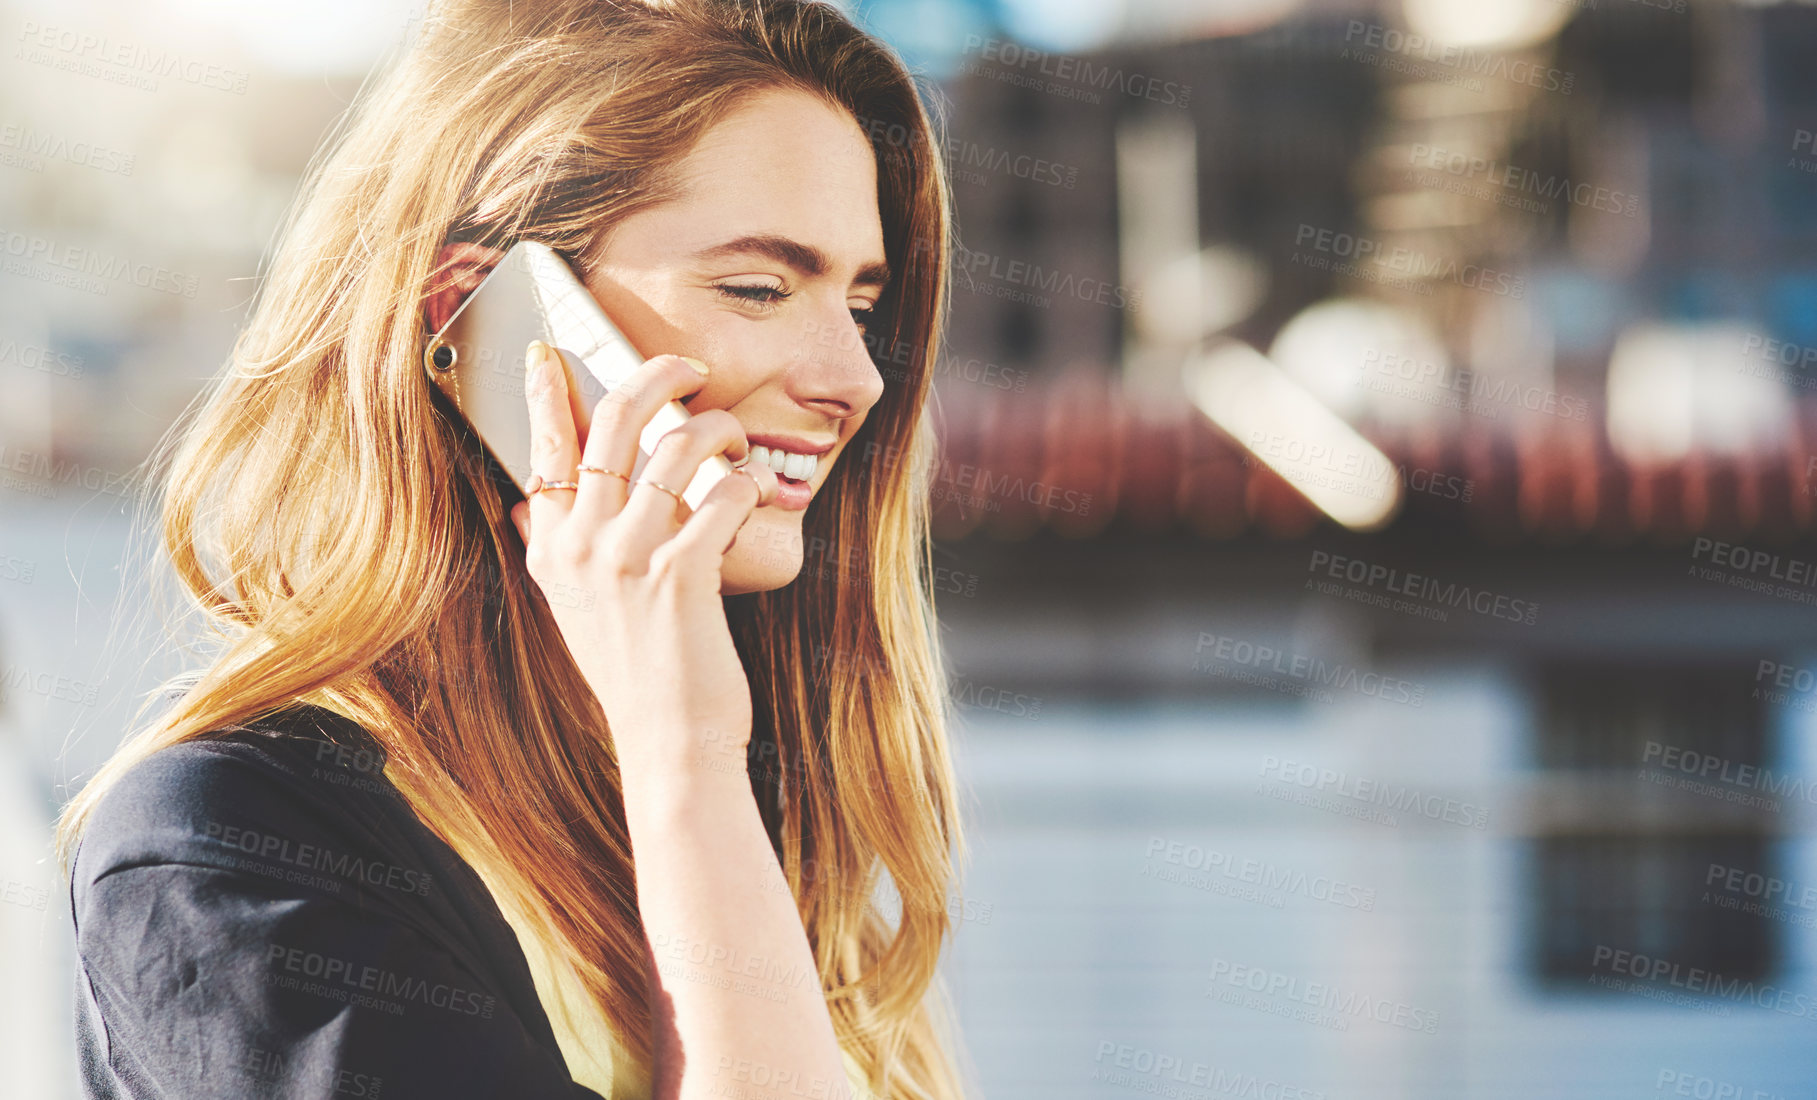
left=497, top=897, right=876, bottom=1099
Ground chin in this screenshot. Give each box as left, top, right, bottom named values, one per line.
left=720, top=509, right=805, bottom=595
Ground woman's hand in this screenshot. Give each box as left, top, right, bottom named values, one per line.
left=507, top=340, right=780, bottom=781
left=509, top=342, right=848, bottom=1097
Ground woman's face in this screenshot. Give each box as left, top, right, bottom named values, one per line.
left=581, top=87, right=889, bottom=595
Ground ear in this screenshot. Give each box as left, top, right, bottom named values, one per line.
left=423, top=242, right=506, bottom=334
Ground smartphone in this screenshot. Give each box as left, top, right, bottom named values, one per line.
left=422, top=240, right=732, bottom=509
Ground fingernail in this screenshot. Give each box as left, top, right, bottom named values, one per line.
left=526, top=341, right=549, bottom=391
left=680, top=356, right=710, bottom=376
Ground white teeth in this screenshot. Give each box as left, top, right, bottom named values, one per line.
left=747, top=443, right=819, bottom=481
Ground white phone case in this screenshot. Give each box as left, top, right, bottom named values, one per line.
left=423, top=240, right=731, bottom=509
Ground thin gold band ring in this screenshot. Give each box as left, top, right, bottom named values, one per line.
left=635, top=478, right=686, bottom=505
left=524, top=473, right=579, bottom=494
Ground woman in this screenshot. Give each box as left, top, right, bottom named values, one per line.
left=56, top=1, right=969, bottom=1097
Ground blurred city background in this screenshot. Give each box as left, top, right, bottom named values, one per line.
left=5, top=0, right=1817, bottom=1096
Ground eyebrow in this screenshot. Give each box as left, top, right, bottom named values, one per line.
left=692, top=233, right=892, bottom=289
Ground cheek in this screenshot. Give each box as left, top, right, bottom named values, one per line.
left=825, top=429, right=872, bottom=481
left=594, top=278, right=756, bottom=387
left=684, top=312, right=746, bottom=366
left=688, top=317, right=781, bottom=404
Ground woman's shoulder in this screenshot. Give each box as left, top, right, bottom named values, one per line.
left=71, top=699, right=418, bottom=902
left=68, top=698, right=608, bottom=1099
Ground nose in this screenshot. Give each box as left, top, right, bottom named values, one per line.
left=788, top=305, right=885, bottom=420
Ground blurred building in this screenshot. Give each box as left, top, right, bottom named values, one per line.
left=916, top=2, right=1817, bottom=1092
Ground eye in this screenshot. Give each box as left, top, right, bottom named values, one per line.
left=714, top=282, right=791, bottom=314
left=849, top=304, right=877, bottom=331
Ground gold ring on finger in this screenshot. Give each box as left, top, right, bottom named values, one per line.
left=533, top=479, right=580, bottom=493
left=577, top=464, right=631, bottom=481
left=635, top=478, right=686, bottom=505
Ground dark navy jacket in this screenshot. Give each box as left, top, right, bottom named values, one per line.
left=69, top=702, right=605, bottom=1098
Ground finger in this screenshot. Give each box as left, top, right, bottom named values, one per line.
left=667, top=466, right=779, bottom=568
left=524, top=340, right=581, bottom=536
left=569, top=354, right=718, bottom=531
left=510, top=500, right=530, bottom=545
left=555, top=348, right=595, bottom=450
left=618, top=409, right=752, bottom=558
left=735, top=444, right=781, bottom=505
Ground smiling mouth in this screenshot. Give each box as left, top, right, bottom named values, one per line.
left=748, top=443, right=822, bottom=482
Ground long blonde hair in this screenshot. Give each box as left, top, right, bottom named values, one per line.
left=56, top=1, right=969, bottom=1095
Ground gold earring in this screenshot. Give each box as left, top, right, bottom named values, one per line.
left=424, top=335, right=456, bottom=374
